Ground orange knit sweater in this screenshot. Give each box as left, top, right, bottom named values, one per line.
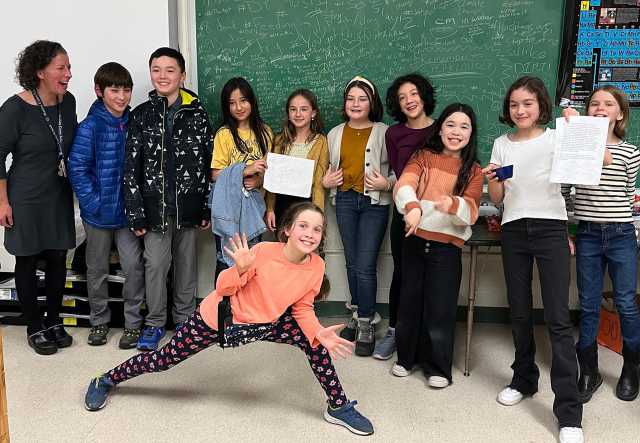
left=200, top=242, right=325, bottom=347
left=393, top=150, right=483, bottom=247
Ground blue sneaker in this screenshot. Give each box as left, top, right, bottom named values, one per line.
left=85, top=375, right=114, bottom=411
left=373, top=328, right=395, bottom=360
left=324, top=400, right=374, bottom=436
left=136, top=326, right=166, bottom=351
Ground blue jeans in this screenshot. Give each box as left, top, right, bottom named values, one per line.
left=335, top=190, right=389, bottom=318
left=576, top=221, right=640, bottom=351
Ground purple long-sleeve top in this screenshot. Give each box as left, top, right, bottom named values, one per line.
left=385, top=123, right=436, bottom=177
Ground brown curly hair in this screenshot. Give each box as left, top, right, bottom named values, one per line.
left=15, top=40, right=67, bottom=90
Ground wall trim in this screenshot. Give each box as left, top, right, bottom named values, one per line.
left=177, top=0, right=198, bottom=92
left=314, top=301, right=580, bottom=325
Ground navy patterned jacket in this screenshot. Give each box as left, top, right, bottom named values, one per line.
left=123, top=88, right=213, bottom=232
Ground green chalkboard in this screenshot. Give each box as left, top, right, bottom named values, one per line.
left=195, top=0, right=566, bottom=163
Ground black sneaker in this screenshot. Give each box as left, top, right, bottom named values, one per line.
left=118, top=328, right=141, bottom=350
left=355, top=318, right=375, bottom=357
left=88, top=324, right=109, bottom=346
left=339, top=314, right=357, bottom=342
left=27, top=330, right=58, bottom=355
left=47, top=324, right=73, bottom=348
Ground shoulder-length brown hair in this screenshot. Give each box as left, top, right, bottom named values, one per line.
left=499, top=76, right=552, bottom=127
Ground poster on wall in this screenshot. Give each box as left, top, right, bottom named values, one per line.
left=557, top=0, right=640, bottom=107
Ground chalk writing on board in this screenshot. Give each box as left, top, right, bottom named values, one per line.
left=196, top=0, right=563, bottom=162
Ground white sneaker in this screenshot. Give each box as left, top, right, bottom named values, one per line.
left=428, top=375, right=449, bottom=388
left=497, top=387, right=524, bottom=406
left=559, top=427, right=584, bottom=443
left=391, top=363, right=411, bottom=377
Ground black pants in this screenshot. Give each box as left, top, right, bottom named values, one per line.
left=501, top=218, right=582, bottom=428
left=14, top=249, right=67, bottom=335
left=387, top=207, right=405, bottom=328
left=395, top=236, right=461, bottom=381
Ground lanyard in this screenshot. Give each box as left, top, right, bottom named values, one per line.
left=31, top=89, right=64, bottom=161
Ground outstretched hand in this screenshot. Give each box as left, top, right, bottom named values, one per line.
left=433, top=195, right=454, bottom=213
left=316, top=324, right=356, bottom=360
left=223, top=233, right=256, bottom=275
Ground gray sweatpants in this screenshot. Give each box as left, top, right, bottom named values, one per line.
left=143, top=216, right=197, bottom=327
left=84, top=222, right=145, bottom=329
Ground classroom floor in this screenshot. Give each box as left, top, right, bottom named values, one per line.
left=3, top=319, right=639, bottom=443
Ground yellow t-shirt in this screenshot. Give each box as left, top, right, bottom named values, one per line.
left=339, top=124, right=372, bottom=193
left=211, top=126, right=273, bottom=169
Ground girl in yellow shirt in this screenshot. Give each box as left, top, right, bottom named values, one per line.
left=211, top=77, right=273, bottom=278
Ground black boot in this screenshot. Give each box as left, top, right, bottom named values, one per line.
left=616, top=344, right=640, bottom=401
left=27, top=330, right=58, bottom=355
left=577, top=342, right=602, bottom=403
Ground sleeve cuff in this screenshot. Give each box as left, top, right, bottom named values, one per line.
left=448, top=196, right=460, bottom=215
left=130, top=219, right=147, bottom=230
left=404, top=202, right=421, bottom=213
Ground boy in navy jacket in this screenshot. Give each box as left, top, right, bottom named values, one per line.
left=122, top=47, right=212, bottom=351
left=68, top=63, right=144, bottom=349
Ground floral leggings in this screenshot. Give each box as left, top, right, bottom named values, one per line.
left=107, top=307, right=348, bottom=408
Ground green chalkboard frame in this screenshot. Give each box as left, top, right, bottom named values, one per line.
left=195, top=0, right=638, bottom=163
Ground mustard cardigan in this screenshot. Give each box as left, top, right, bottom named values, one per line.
left=265, top=134, right=329, bottom=211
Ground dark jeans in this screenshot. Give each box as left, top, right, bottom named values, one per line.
left=335, top=190, right=389, bottom=318
left=576, top=221, right=640, bottom=351
left=388, top=207, right=405, bottom=328
left=275, top=194, right=309, bottom=227
left=395, top=236, right=461, bottom=381
left=15, top=249, right=67, bottom=335
left=501, top=218, right=582, bottom=428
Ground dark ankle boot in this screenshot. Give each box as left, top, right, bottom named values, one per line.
left=616, top=344, right=640, bottom=401
left=577, top=342, right=602, bottom=403
left=27, top=330, right=58, bottom=355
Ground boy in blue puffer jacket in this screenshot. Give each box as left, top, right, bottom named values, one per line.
left=68, top=63, right=145, bottom=349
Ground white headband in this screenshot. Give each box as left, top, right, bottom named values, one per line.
left=346, top=76, right=375, bottom=95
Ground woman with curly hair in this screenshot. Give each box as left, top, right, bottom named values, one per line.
left=0, top=40, right=77, bottom=355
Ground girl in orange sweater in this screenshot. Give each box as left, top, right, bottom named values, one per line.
left=392, top=103, right=483, bottom=387
left=84, top=202, right=374, bottom=436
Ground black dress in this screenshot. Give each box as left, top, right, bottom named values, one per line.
left=0, top=93, right=77, bottom=256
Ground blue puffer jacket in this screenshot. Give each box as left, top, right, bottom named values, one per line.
left=68, top=99, right=129, bottom=229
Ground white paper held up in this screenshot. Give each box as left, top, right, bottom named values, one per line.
left=550, top=116, right=608, bottom=185
left=263, top=152, right=315, bottom=198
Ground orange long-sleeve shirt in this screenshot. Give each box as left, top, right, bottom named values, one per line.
left=393, top=150, right=483, bottom=248
left=199, top=242, right=325, bottom=347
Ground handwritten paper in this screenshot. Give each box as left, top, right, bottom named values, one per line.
left=550, top=116, right=608, bottom=185
left=263, top=153, right=315, bottom=198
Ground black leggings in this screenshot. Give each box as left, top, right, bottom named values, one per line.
left=14, top=249, right=67, bottom=335
left=108, top=308, right=349, bottom=408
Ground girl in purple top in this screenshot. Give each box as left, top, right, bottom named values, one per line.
left=373, top=73, right=437, bottom=361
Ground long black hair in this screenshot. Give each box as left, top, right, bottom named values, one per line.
left=219, top=77, right=271, bottom=156
left=425, top=103, right=479, bottom=196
